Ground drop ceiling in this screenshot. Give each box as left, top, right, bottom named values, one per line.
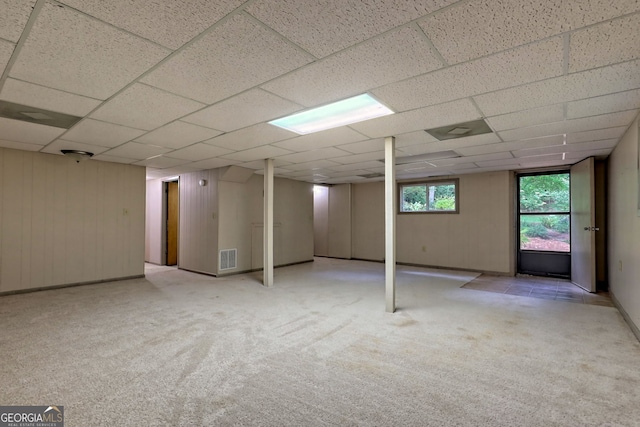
left=0, top=0, right=638, bottom=183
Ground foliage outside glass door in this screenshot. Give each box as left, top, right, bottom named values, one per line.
left=519, top=173, right=570, bottom=252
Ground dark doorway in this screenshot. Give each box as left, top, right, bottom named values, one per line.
left=166, top=180, right=178, bottom=266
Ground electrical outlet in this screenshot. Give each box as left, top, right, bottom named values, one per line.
left=422, top=245, right=426, bottom=252
left=619, top=260, right=622, bottom=271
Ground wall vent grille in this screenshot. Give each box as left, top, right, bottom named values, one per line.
left=219, top=249, right=237, bottom=270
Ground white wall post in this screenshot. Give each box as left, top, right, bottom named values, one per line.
left=263, top=158, right=274, bottom=287
left=385, top=136, right=396, bottom=313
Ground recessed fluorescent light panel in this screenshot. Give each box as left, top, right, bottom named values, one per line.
left=269, top=93, right=394, bottom=135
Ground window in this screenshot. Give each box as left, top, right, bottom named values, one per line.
left=399, top=179, right=459, bottom=213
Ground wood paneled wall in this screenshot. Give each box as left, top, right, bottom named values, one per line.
left=0, top=148, right=145, bottom=293
left=178, top=170, right=219, bottom=275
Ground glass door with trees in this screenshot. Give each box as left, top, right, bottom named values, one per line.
left=518, top=171, right=571, bottom=277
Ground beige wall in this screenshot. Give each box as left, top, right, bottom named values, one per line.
left=218, top=174, right=314, bottom=275
left=0, top=148, right=145, bottom=293
left=351, top=171, right=514, bottom=273
left=607, top=115, right=640, bottom=333
left=145, top=178, right=165, bottom=265
left=313, top=185, right=329, bottom=256
left=179, top=170, right=219, bottom=275
left=313, top=184, right=352, bottom=259
left=328, top=184, right=352, bottom=259
left=352, top=182, right=384, bottom=261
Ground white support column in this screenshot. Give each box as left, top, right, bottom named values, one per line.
left=263, top=158, right=274, bottom=287
left=384, top=136, right=396, bottom=313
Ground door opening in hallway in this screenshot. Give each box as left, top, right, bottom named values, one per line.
left=166, top=180, right=179, bottom=266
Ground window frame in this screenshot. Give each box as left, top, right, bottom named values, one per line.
left=397, top=178, right=460, bottom=214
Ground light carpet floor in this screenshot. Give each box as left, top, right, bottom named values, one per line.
left=1, top=257, right=639, bottom=426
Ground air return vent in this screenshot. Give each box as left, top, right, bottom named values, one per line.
left=0, top=100, right=82, bottom=129
left=219, top=249, right=237, bottom=270
left=425, top=118, right=493, bottom=141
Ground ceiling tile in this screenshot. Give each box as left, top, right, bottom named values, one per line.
left=569, top=13, right=640, bottom=73
left=566, top=89, right=640, bottom=119
left=279, top=168, right=334, bottom=177
left=10, top=1, right=170, bottom=100
left=397, top=133, right=502, bottom=156
left=262, top=25, right=445, bottom=107
left=429, top=152, right=513, bottom=167
left=0, top=78, right=102, bottom=116
left=498, top=110, right=637, bottom=141
left=188, top=157, right=240, bottom=170
left=350, top=99, right=481, bottom=138
left=566, top=127, right=628, bottom=144
left=516, top=154, right=567, bottom=167
left=565, top=149, right=611, bottom=160
left=91, top=154, right=137, bottom=164
left=237, top=159, right=291, bottom=170
left=329, top=151, right=385, bottom=165
left=280, top=159, right=342, bottom=171
left=182, top=89, right=303, bottom=132
left=151, top=165, right=203, bottom=176
left=90, top=84, right=205, bottom=131
left=247, top=0, right=456, bottom=58
left=40, top=139, right=110, bottom=156
left=456, top=135, right=564, bottom=157
left=274, top=147, right=350, bottom=163
left=373, top=38, right=563, bottom=112
left=394, top=131, right=439, bottom=149
left=0, top=139, right=43, bottom=151
left=273, top=127, right=366, bottom=151
left=135, top=121, right=221, bottom=149
left=513, top=139, right=618, bottom=158
left=322, top=176, right=366, bottom=184
left=487, top=104, right=565, bottom=131
left=0, top=39, right=14, bottom=71
left=141, top=13, right=314, bottom=104
left=104, top=141, right=171, bottom=160
left=419, top=0, right=640, bottom=64
left=220, top=145, right=293, bottom=162
left=204, top=123, right=294, bottom=151
left=475, top=157, right=534, bottom=168
left=0, top=117, right=65, bottom=145
left=63, top=119, right=146, bottom=148
left=474, top=60, right=640, bottom=116
left=58, top=0, right=245, bottom=50
left=164, top=143, right=233, bottom=161
left=329, top=161, right=385, bottom=172
left=133, top=156, right=190, bottom=169
left=337, top=138, right=385, bottom=154
left=0, top=0, right=36, bottom=42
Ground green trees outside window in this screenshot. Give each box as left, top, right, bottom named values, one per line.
left=400, top=180, right=458, bottom=213
left=519, top=173, right=570, bottom=252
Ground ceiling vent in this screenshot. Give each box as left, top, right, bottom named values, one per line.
left=0, top=100, right=82, bottom=129
left=358, top=172, right=384, bottom=179
left=425, top=118, right=493, bottom=141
